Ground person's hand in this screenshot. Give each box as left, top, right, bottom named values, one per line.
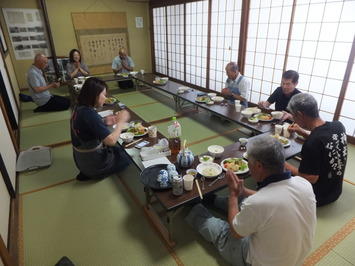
left=226, top=170, right=244, bottom=197
left=258, top=101, right=267, bottom=108
left=104, top=115, right=117, bottom=126
left=51, top=82, right=60, bottom=88
left=74, top=61, right=80, bottom=68
left=115, top=109, right=130, bottom=124
left=221, top=87, right=232, bottom=96
left=280, top=111, right=293, bottom=121
left=287, top=122, right=300, bottom=133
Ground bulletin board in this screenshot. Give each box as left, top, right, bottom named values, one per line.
left=71, top=12, right=129, bottom=74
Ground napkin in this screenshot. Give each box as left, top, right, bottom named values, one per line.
left=142, top=157, right=171, bottom=168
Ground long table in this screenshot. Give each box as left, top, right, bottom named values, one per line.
left=96, top=93, right=304, bottom=247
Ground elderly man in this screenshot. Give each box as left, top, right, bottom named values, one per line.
left=285, top=93, right=347, bottom=206
left=221, top=62, right=250, bottom=107
left=27, top=53, right=70, bottom=112
left=258, top=70, right=301, bottom=121
left=186, top=136, right=316, bottom=266
left=112, top=47, right=135, bottom=89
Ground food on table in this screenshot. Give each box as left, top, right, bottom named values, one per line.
left=202, top=167, right=219, bottom=177
left=257, top=113, right=273, bottom=120
left=223, top=158, right=247, bottom=172
left=196, top=96, right=210, bottom=102
left=271, top=134, right=289, bottom=145
left=127, top=123, right=147, bottom=135
left=199, top=155, right=214, bottom=163
left=154, top=80, right=166, bottom=84
left=105, top=97, right=116, bottom=104
left=245, top=107, right=261, bottom=114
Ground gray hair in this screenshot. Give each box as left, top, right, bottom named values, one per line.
left=287, top=93, right=319, bottom=118
left=248, top=136, right=285, bottom=173
left=226, top=62, right=239, bottom=72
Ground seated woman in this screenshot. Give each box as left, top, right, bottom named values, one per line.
left=70, top=77, right=131, bottom=181
left=66, top=49, right=90, bottom=79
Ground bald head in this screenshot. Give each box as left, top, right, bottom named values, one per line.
left=34, top=53, right=48, bottom=69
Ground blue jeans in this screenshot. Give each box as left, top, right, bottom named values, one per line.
left=185, top=203, right=250, bottom=266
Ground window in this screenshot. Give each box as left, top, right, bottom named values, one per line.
left=151, top=0, right=355, bottom=140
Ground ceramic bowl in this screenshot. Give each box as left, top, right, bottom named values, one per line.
left=271, top=111, right=283, bottom=120
left=130, top=71, right=138, bottom=76
left=196, top=162, right=222, bottom=178
left=248, top=117, right=259, bottom=123
left=211, top=96, right=224, bottom=103
left=241, top=110, right=253, bottom=118
left=207, top=92, right=217, bottom=97
left=160, top=77, right=169, bottom=82
left=207, top=145, right=224, bottom=158
left=120, top=132, right=134, bottom=143
left=206, top=100, right=214, bottom=105
left=179, top=86, right=189, bottom=92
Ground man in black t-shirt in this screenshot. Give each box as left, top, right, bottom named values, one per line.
left=258, top=70, right=301, bottom=121
left=285, top=93, right=347, bottom=206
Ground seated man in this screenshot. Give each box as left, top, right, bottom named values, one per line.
left=27, top=53, right=70, bottom=112
left=112, top=47, right=135, bottom=89
left=285, top=93, right=348, bottom=206
left=258, top=70, right=301, bottom=121
left=221, top=62, right=250, bottom=107
left=186, top=136, right=316, bottom=266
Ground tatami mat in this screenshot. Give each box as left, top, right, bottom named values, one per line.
left=19, top=120, right=70, bottom=150
left=18, top=144, right=77, bottom=194
left=21, top=176, right=176, bottom=266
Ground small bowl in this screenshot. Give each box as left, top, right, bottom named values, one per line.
left=198, top=153, right=215, bottom=163
left=211, top=96, right=224, bottom=103
left=206, top=101, right=214, bottom=105
left=245, top=107, right=261, bottom=114
left=130, top=71, right=138, bottom=76
left=207, top=145, right=224, bottom=158
left=160, top=77, right=169, bottom=82
left=186, top=169, right=198, bottom=178
left=120, top=132, right=134, bottom=143
left=271, top=111, right=283, bottom=120
left=177, top=89, right=184, bottom=94
left=207, top=92, right=217, bottom=97
left=179, top=86, right=189, bottom=92
left=239, top=138, right=248, bottom=146
left=241, top=110, right=253, bottom=118
left=248, top=117, right=259, bottom=123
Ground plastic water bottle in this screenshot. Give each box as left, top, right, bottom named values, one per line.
left=168, top=117, right=181, bottom=155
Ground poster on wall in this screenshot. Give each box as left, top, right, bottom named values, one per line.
left=2, top=8, right=51, bottom=60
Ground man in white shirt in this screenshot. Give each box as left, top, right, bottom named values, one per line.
left=186, top=136, right=316, bottom=266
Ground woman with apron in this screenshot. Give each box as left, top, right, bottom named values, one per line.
left=70, top=77, right=131, bottom=181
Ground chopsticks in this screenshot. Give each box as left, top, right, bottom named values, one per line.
left=125, top=138, right=143, bottom=147
left=195, top=179, right=203, bottom=200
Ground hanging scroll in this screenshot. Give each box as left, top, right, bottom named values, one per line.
left=71, top=12, right=129, bottom=74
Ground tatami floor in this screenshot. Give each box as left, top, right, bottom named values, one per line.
left=17, top=82, right=355, bottom=265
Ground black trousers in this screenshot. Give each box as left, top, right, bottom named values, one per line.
left=34, top=95, right=70, bottom=112
left=118, top=80, right=134, bottom=89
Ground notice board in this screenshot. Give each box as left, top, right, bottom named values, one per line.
left=72, top=12, right=129, bottom=74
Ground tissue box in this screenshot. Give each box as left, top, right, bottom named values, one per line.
left=140, top=147, right=171, bottom=161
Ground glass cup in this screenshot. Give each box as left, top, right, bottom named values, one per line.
left=275, top=124, right=283, bottom=136
left=235, top=104, right=242, bottom=112
left=140, top=69, right=145, bottom=75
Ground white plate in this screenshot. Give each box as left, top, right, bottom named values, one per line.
left=104, top=97, right=117, bottom=105
left=257, top=113, right=273, bottom=121
left=126, top=127, right=148, bottom=137
left=295, top=133, right=305, bottom=141
left=221, top=158, right=249, bottom=174
left=196, top=162, right=222, bottom=178
left=153, top=80, right=167, bottom=85
left=117, top=73, right=129, bottom=77
left=272, top=136, right=291, bottom=147
left=243, top=152, right=248, bottom=160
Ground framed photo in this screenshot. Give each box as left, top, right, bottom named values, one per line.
left=0, top=24, right=8, bottom=53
